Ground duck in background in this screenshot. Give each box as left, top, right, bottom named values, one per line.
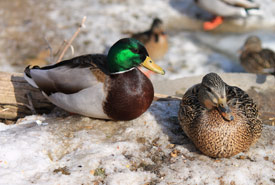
left=240, top=35, right=275, bottom=75
left=178, top=73, right=262, bottom=158
left=24, top=38, right=165, bottom=121
left=131, top=18, right=168, bottom=77
left=194, top=0, right=260, bottom=31
left=132, top=18, right=168, bottom=61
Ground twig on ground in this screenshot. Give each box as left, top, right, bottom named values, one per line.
left=26, top=93, right=37, bottom=114
left=43, top=37, right=54, bottom=64
left=56, top=16, right=87, bottom=63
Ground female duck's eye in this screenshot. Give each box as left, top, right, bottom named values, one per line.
left=206, top=86, right=212, bottom=93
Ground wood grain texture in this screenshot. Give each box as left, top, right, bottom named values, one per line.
left=0, top=71, right=54, bottom=120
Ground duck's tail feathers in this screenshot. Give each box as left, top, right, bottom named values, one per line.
left=262, top=68, right=274, bottom=74
left=24, top=65, right=39, bottom=88
left=245, top=8, right=262, bottom=17
left=243, top=0, right=261, bottom=15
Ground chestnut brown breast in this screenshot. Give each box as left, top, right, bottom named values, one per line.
left=103, top=68, right=154, bottom=121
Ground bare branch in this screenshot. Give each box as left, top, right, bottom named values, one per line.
left=56, top=16, right=87, bottom=63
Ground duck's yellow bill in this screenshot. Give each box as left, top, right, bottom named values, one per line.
left=141, top=56, right=165, bottom=75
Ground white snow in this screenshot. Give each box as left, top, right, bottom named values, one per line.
left=0, top=101, right=274, bottom=185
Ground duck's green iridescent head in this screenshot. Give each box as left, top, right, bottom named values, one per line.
left=107, top=38, right=165, bottom=75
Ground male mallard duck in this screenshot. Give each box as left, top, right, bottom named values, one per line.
left=240, top=35, right=275, bottom=75
left=131, top=18, right=168, bottom=61
left=194, top=0, right=259, bottom=30
left=178, top=73, right=262, bottom=158
left=24, top=38, right=165, bottom=121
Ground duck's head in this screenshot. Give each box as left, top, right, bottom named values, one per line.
left=151, top=18, right=163, bottom=32
left=198, top=73, right=234, bottom=121
left=107, top=38, right=165, bottom=75
left=242, top=36, right=262, bottom=52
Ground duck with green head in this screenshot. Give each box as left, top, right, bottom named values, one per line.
left=24, top=38, right=165, bottom=121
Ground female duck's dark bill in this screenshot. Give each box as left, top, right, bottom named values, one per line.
left=218, top=97, right=234, bottom=121
left=141, top=56, right=165, bottom=75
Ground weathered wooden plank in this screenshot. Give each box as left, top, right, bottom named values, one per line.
left=0, top=71, right=54, bottom=120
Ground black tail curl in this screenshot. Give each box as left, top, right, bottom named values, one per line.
left=24, top=65, right=40, bottom=78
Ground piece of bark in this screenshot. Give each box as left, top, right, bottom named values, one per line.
left=0, top=71, right=54, bottom=120
left=154, top=93, right=181, bottom=101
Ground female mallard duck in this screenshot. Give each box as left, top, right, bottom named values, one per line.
left=131, top=18, right=168, bottom=61
left=24, top=38, right=165, bottom=121
left=178, top=73, right=262, bottom=158
left=194, top=0, right=259, bottom=30
left=240, top=35, right=275, bottom=75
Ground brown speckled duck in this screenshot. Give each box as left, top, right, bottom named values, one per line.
left=240, top=36, right=275, bottom=75
left=132, top=18, right=168, bottom=61
left=24, top=38, right=165, bottom=121
left=178, top=73, right=262, bottom=158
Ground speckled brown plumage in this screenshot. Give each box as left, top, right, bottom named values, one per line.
left=132, top=18, right=168, bottom=60
left=178, top=73, right=262, bottom=158
left=240, top=36, right=275, bottom=75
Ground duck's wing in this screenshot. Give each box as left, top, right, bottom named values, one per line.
left=226, top=85, right=262, bottom=137
left=259, top=49, right=275, bottom=73
left=226, top=85, right=257, bottom=117
left=132, top=30, right=152, bottom=45
left=178, top=84, right=202, bottom=136
left=240, top=49, right=275, bottom=74
left=24, top=54, right=109, bottom=96
left=131, top=18, right=164, bottom=45
left=222, top=0, right=259, bottom=9
left=196, top=0, right=259, bottom=17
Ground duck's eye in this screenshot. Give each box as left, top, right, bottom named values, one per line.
left=206, top=86, right=212, bottom=93
left=131, top=48, right=139, bottom=54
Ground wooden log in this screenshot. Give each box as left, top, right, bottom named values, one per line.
left=153, top=93, right=181, bottom=101
left=0, top=71, right=54, bottom=120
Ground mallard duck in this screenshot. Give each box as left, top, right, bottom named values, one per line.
left=240, top=35, right=275, bottom=75
left=178, top=73, right=262, bottom=158
left=24, top=38, right=165, bottom=121
left=131, top=18, right=168, bottom=61
left=194, top=0, right=259, bottom=30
